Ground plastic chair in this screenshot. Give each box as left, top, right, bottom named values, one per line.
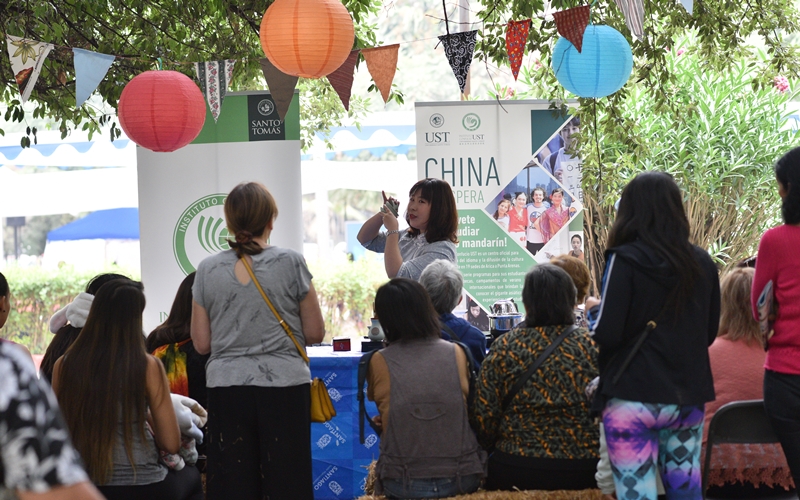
left=703, top=399, right=797, bottom=499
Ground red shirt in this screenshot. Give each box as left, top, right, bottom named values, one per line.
left=508, top=207, right=526, bottom=233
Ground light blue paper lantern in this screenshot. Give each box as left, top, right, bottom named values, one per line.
left=551, top=25, right=633, bottom=98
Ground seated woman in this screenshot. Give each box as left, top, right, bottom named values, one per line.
left=471, top=264, right=599, bottom=491
left=146, top=272, right=209, bottom=409
left=550, top=254, right=591, bottom=328
left=52, top=279, right=203, bottom=500
left=419, top=259, right=486, bottom=368
left=367, top=278, right=486, bottom=499
left=705, top=267, right=794, bottom=497
left=40, top=272, right=127, bottom=383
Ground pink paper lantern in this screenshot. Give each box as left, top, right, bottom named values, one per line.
left=118, top=71, right=206, bottom=152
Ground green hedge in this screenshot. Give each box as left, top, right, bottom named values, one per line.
left=1, top=259, right=386, bottom=353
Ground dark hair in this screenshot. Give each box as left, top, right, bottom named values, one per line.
left=493, top=199, right=511, bottom=220
left=225, top=182, right=279, bottom=257
left=0, top=272, right=7, bottom=297
left=530, top=187, right=546, bottom=199
left=40, top=272, right=130, bottom=383
left=522, top=264, right=577, bottom=326
left=607, top=171, right=701, bottom=311
left=514, top=191, right=526, bottom=201
left=571, top=234, right=582, bottom=243
left=775, top=147, right=800, bottom=225
left=551, top=187, right=565, bottom=198
left=374, top=278, right=440, bottom=343
left=55, top=278, right=148, bottom=484
left=406, top=178, right=458, bottom=244
left=146, top=272, right=195, bottom=353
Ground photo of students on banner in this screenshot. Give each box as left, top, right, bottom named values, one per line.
left=484, top=161, right=581, bottom=260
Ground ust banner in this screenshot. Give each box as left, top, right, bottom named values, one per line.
left=138, top=91, right=301, bottom=333
left=415, top=100, right=584, bottom=315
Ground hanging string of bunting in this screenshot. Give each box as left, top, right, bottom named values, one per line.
left=3, top=0, right=674, bottom=117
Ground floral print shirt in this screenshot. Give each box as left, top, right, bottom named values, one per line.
left=0, top=342, right=88, bottom=499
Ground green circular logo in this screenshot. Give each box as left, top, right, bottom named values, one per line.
left=173, top=194, right=230, bottom=275
left=462, top=113, right=481, bottom=131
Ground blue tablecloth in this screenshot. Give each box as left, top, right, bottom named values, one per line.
left=309, top=346, right=380, bottom=500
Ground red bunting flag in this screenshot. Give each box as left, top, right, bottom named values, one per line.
left=553, top=6, right=591, bottom=53
left=505, top=20, right=531, bottom=81
left=327, top=50, right=360, bottom=111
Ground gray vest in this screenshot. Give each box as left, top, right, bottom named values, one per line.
left=104, top=417, right=167, bottom=486
left=376, top=338, right=486, bottom=490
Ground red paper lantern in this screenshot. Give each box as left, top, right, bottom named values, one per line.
left=118, top=71, right=206, bottom=152
left=260, top=0, right=355, bottom=79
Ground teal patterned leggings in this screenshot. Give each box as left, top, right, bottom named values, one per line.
left=602, top=398, right=705, bottom=500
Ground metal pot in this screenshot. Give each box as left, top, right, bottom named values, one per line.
left=488, top=298, right=524, bottom=339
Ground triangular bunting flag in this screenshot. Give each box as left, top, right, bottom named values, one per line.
left=194, top=60, right=236, bottom=122
left=6, top=35, right=53, bottom=103
left=679, top=0, right=693, bottom=14
left=73, top=48, right=115, bottom=108
left=362, top=44, right=399, bottom=104
left=553, top=6, right=591, bottom=53
left=506, top=20, right=531, bottom=80
left=439, top=31, right=477, bottom=94
left=259, top=58, right=298, bottom=121
left=327, top=50, right=360, bottom=111
left=613, top=0, right=645, bottom=41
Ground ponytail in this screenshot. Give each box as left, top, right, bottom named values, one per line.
left=775, top=147, right=800, bottom=225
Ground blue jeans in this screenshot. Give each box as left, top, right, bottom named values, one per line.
left=382, top=473, right=482, bottom=499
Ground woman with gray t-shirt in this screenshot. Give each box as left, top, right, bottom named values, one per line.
left=191, top=182, right=324, bottom=500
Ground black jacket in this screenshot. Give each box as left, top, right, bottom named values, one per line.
left=590, top=241, right=720, bottom=410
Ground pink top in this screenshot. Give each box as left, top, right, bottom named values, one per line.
left=752, top=224, right=800, bottom=374
left=704, top=336, right=793, bottom=489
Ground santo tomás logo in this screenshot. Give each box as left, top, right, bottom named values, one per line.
left=173, top=194, right=230, bottom=275
left=462, top=113, right=481, bottom=131
left=257, top=99, right=275, bottom=116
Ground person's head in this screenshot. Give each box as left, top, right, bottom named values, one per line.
left=467, top=298, right=481, bottom=318
left=550, top=254, right=591, bottom=304
left=493, top=199, right=511, bottom=219
left=531, top=187, right=546, bottom=205
left=225, top=182, right=279, bottom=257
left=85, top=272, right=128, bottom=295
left=718, top=268, right=761, bottom=346
left=514, top=191, right=527, bottom=208
left=405, top=178, right=458, bottom=244
left=774, top=147, right=800, bottom=224
left=419, top=260, right=463, bottom=315
left=374, top=278, right=440, bottom=343
left=145, top=272, right=196, bottom=352
left=551, top=188, right=565, bottom=207
left=561, top=117, right=580, bottom=149
left=522, top=264, right=576, bottom=326
left=55, top=278, right=149, bottom=484
left=607, top=171, right=701, bottom=310
left=571, top=234, right=582, bottom=251
left=0, top=272, right=9, bottom=329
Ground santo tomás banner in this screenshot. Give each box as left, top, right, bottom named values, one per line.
left=415, top=100, right=584, bottom=317
left=137, top=91, right=302, bottom=333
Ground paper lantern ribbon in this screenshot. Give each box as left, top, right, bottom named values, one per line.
left=327, top=50, right=360, bottom=111
left=506, top=20, right=531, bottom=80
left=73, top=48, right=116, bottom=108
left=362, top=44, right=399, bottom=103
left=439, top=30, right=477, bottom=94
left=613, top=0, right=645, bottom=41
left=6, top=35, right=53, bottom=103
left=195, top=60, right=236, bottom=122
left=553, top=6, right=591, bottom=53
left=259, top=58, right=298, bottom=121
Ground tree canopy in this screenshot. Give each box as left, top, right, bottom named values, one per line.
left=1, top=0, right=383, bottom=148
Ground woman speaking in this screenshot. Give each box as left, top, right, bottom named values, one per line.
left=358, top=178, right=458, bottom=281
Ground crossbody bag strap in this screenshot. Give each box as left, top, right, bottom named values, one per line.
left=441, top=322, right=461, bottom=342
left=240, top=256, right=310, bottom=365
left=501, top=325, right=579, bottom=412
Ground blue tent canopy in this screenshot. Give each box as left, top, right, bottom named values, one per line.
left=47, top=208, right=139, bottom=241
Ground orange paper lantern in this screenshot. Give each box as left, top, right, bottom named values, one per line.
left=118, top=71, right=206, bottom=152
left=260, top=0, right=355, bottom=79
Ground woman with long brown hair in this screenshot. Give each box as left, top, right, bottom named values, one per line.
left=191, top=181, right=324, bottom=499
left=52, top=278, right=202, bottom=499
left=358, top=178, right=459, bottom=280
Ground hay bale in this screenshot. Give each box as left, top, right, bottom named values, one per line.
left=356, top=488, right=604, bottom=500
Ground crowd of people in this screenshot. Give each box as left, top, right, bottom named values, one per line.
left=2, top=145, right=800, bottom=499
